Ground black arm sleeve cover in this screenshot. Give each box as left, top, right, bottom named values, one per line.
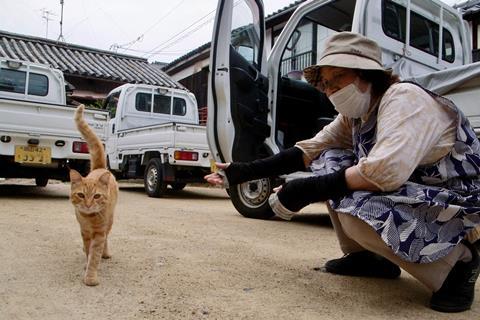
left=277, top=169, right=349, bottom=212
left=225, top=147, right=305, bottom=186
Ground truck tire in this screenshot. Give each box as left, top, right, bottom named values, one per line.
left=229, top=178, right=275, bottom=219
left=144, top=158, right=167, bottom=197
left=35, top=177, right=49, bottom=187
left=170, top=182, right=186, bottom=191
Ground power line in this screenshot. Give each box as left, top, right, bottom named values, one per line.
left=146, top=18, right=214, bottom=58
left=144, top=6, right=217, bottom=59
left=143, top=0, right=242, bottom=60
left=124, top=0, right=187, bottom=51
left=109, top=0, right=187, bottom=53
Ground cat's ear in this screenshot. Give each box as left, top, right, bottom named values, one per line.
left=69, top=169, right=83, bottom=184
left=98, top=171, right=111, bottom=186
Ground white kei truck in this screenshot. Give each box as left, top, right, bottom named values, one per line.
left=0, top=58, right=211, bottom=196
left=103, top=83, right=211, bottom=197
left=0, top=58, right=108, bottom=186
left=207, top=0, right=480, bottom=219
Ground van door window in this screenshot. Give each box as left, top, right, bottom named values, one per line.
left=275, top=0, right=350, bottom=147
left=382, top=0, right=455, bottom=63
left=280, top=0, right=356, bottom=77
left=231, top=0, right=262, bottom=67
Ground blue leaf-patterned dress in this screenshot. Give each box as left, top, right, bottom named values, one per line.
left=310, top=83, right=480, bottom=263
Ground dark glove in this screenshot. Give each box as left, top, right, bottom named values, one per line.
left=269, top=169, right=349, bottom=220
left=224, top=147, right=305, bottom=186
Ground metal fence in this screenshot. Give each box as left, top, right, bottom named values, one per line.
left=280, top=50, right=314, bottom=76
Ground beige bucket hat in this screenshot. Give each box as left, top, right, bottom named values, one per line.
left=304, top=32, right=388, bottom=86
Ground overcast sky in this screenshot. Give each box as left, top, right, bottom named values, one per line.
left=0, top=0, right=462, bottom=63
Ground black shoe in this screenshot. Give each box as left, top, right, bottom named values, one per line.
left=324, top=250, right=401, bottom=279
left=430, top=240, right=480, bottom=313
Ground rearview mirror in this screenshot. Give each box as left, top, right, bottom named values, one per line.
left=286, top=30, right=301, bottom=51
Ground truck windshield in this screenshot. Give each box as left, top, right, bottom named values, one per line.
left=280, top=0, right=356, bottom=77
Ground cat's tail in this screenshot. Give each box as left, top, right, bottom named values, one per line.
left=74, top=104, right=107, bottom=171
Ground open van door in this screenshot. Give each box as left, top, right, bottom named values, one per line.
left=208, top=0, right=274, bottom=219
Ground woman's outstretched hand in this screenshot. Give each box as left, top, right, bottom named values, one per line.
left=204, top=162, right=230, bottom=186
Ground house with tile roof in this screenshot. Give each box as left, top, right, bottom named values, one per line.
left=0, top=30, right=185, bottom=104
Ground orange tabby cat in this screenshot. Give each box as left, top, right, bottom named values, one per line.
left=70, top=104, right=118, bottom=286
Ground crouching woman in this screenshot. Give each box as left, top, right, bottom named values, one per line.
left=205, top=32, right=480, bottom=313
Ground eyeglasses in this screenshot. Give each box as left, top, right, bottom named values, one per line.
left=316, top=71, right=352, bottom=93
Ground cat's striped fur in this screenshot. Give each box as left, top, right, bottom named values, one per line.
left=70, top=104, right=118, bottom=286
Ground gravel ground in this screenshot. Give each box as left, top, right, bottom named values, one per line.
left=0, top=179, right=478, bottom=320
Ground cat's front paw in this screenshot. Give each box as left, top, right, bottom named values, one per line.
left=84, top=275, right=99, bottom=286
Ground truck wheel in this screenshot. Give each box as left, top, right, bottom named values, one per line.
left=170, top=182, right=186, bottom=191
left=144, top=158, right=167, bottom=197
left=35, top=177, right=49, bottom=187
left=229, top=178, right=275, bottom=219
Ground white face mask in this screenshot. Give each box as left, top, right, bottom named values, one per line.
left=329, top=80, right=372, bottom=118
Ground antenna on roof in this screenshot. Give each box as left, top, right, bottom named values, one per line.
left=57, top=0, right=65, bottom=42
left=40, top=8, right=56, bottom=38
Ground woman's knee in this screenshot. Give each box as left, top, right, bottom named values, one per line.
left=337, top=213, right=364, bottom=237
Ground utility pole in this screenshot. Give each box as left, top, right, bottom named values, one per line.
left=41, top=8, right=55, bottom=38
left=57, top=0, right=65, bottom=42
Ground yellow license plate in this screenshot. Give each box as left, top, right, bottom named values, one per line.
left=14, top=146, right=52, bottom=164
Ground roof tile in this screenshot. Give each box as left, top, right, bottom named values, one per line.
left=0, top=30, right=184, bottom=90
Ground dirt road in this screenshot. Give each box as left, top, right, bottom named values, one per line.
left=0, top=180, right=478, bottom=320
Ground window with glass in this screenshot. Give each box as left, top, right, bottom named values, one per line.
left=231, top=0, right=262, bottom=67
left=0, top=69, right=49, bottom=96
left=28, top=73, right=48, bottom=96
left=135, top=92, right=178, bottom=115
left=105, top=91, right=120, bottom=118
left=153, top=94, right=171, bottom=114
left=172, top=97, right=186, bottom=116
left=280, top=0, right=356, bottom=76
left=382, top=0, right=455, bottom=62
left=135, top=93, right=152, bottom=112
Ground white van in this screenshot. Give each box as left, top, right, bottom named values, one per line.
left=207, top=0, right=475, bottom=219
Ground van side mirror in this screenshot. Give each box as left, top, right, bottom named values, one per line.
left=286, top=30, right=301, bottom=51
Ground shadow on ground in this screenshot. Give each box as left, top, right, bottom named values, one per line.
left=119, top=184, right=229, bottom=201
left=0, top=183, right=69, bottom=199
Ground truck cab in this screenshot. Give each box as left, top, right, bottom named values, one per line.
left=207, top=0, right=470, bottom=218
